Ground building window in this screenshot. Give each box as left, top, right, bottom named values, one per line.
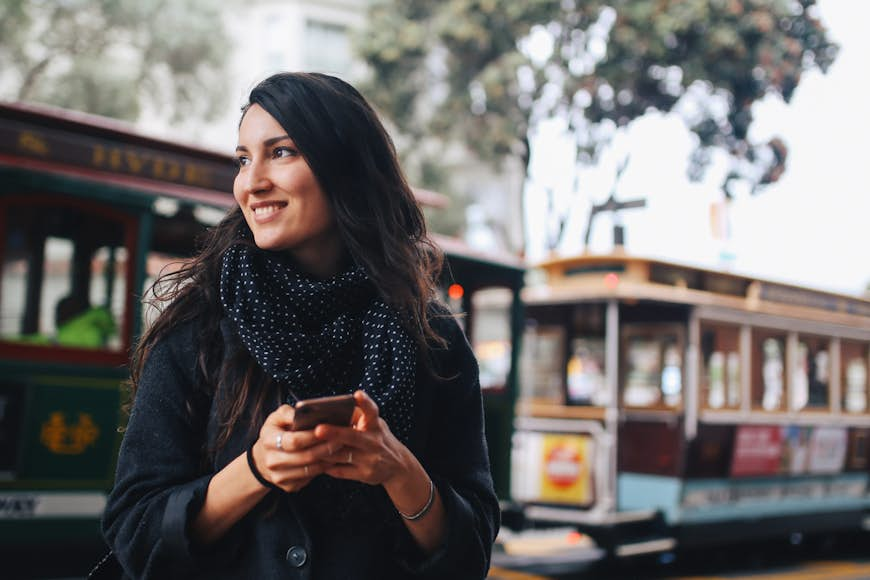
left=304, top=19, right=352, bottom=75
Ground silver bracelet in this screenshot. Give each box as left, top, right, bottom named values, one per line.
left=398, top=477, right=435, bottom=521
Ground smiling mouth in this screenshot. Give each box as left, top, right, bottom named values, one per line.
left=251, top=202, right=287, bottom=218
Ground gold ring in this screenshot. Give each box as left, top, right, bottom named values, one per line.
left=347, top=451, right=353, bottom=464
left=304, top=465, right=309, bottom=476
left=276, top=433, right=283, bottom=451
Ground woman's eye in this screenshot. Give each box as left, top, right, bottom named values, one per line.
left=274, top=146, right=297, bottom=159
left=233, top=156, right=250, bottom=168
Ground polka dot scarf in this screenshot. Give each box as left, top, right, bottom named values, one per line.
left=219, top=241, right=416, bottom=443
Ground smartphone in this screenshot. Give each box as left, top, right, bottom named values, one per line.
left=290, top=393, right=355, bottom=431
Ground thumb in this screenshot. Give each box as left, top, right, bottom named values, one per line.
left=353, top=390, right=380, bottom=430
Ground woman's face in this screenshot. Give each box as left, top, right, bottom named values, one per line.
left=233, top=104, right=342, bottom=276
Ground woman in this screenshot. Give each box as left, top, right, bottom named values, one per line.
left=102, top=72, right=499, bottom=579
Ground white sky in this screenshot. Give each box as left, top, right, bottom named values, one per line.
left=524, top=0, right=870, bottom=297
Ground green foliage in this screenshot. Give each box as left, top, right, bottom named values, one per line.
left=0, top=0, right=228, bottom=122
left=358, top=0, right=837, bottom=199
left=417, top=158, right=468, bottom=237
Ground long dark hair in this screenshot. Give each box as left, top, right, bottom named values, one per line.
left=130, top=72, right=444, bottom=452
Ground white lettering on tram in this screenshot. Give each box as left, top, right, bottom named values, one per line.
left=0, top=492, right=106, bottom=519
left=0, top=495, right=37, bottom=518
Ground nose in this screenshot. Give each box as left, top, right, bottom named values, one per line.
left=243, top=161, right=272, bottom=196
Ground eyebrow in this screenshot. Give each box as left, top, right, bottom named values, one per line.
left=235, top=134, right=293, bottom=152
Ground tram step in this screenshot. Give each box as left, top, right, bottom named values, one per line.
left=614, top=537, right=677, bottom=558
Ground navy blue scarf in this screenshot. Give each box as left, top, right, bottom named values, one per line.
left=219, top=241, right=416, bottom=444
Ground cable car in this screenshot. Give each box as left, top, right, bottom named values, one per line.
left=511, top=253, right=870, bottom=557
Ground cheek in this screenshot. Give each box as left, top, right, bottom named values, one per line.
left=232, top=180, right=245, bottom=204
left=313, top=196, right=336, bottom=229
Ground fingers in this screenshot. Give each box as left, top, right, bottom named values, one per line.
left=258, top=438, right=334, bottom=493
left=266, top=438, right=334, bottom=465
left=314, top=423, right=367, bottom=451
left=323, top=463, right=359, bottom=480
left=320, top=444, right=357, bottom=465
left=257, top=404, right=368, bottom=493
left=314, top=391, right=375, bottom=443
left=313, top=391, right=388, bottom=451
left=273, top=469, right=319, bottom=493
left=264, top=403, right=296, bottom=429
left=270, top=429, right=320, bottom=452
left=353, top=390, right=380, bottom=429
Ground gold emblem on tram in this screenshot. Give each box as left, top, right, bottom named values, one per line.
left=40, top=412, right=99, bottom=455
left=17, top=130, right=49, bottom=156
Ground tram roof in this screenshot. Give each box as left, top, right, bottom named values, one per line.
left=0, top=101, right=522, bottom=271
left=526, top=252, right=870, bottom=326
left=0, top=101, right=450, bottom=210
left=433, top=233, right=525, bottom=276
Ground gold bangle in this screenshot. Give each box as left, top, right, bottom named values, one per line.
left=398, top=477, right=435, bottom=521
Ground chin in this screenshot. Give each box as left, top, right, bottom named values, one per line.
left=251, top=234, right=285, bottom=251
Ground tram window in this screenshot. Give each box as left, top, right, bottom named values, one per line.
left=566, top=337, right=606, bottom=405
left=752, top=329, right=787, bottom=411
left=566, top=304, right=606, bottom=405
left=141, top=253, right=190, bottom=330
left=519, top=323, right=565, bottom=402
left=842, top=341, right=869, bottom=413
left=621, top=324, right=684, bottom=409
left=700, top=323, right=741, bottom=410
left=470, top=288, right=513, bottom=391
left=793, top=334, right=830, bottom=411
left=0, top=204, right=127, bottom=350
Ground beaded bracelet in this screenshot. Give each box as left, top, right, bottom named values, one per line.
left=398, top=477, right=435, bottom=521
left=246, top=442, right=280, bottom=492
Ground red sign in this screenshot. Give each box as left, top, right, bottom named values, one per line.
left=545, top=444, right=582, bottom=488
left=731, top=426, right=783, bottom=477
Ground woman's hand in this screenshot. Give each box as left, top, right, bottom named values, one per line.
left=316, top=390, right=446, bottom=553
left=313, top=390, right=413, bottom=487
left=250, top=404, right=335, bottom=493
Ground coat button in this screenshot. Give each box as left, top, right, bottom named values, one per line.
left=286, top=545, right=308, bottom=568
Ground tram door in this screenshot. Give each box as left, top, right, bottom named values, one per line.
left=511, top=302, right=609, bottom=512
left=0, top=193, right=135, bottom=543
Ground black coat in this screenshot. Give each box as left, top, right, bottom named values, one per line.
left=102, top=314, right=499, bottom=579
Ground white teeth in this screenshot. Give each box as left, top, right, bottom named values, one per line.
left=253, top=205, right=282, bottom=217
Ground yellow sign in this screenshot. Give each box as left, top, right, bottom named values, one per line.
left=40, top=412, right=99, bottom=455
left=90, top=143, right=214, bottom=188
left=539, top=434, right=593, bottom=504
left=18, top=131, right=49, bottom=156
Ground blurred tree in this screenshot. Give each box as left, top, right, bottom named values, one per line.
left=0, top=0, right=228, bottom=123
left=416, top=157, right=470, bottom=237
left=357, top=0, right=837, bottom=247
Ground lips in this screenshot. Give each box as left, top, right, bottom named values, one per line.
left=250, top=201, right=288, bottom=221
